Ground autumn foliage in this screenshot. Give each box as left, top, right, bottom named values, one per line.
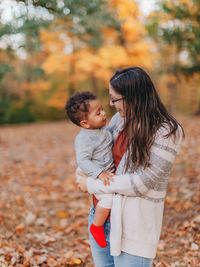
left=39, top=0, right=153, bottom=110
left=0, top=0, right=154, bottom=123
left=1, top=0, right=200, bottom=124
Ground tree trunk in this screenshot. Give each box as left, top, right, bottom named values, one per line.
left=195, top=101, right=200, bottom=115
left=168, top=81, right=177, bottom=114
left=91, top=75, right=99, bottom=95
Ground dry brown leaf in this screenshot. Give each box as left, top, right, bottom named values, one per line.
left=67, top=258, right=82, bottom=265
left=15, top=223, right=25, bottom=233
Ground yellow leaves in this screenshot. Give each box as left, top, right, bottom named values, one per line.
left=111, top=0, right=139, bottom=19
left=75, top=48, right=98, bottom=73
left=40, top=0, right=153, bottom=79
left=98, top=45, right=129, bottom=67
left=67, top=258, right=82, bottom=265
left=122, top=19, right=146, bottom=42
left=42, top=54, right=72, bottom=75
left=182, top=0, right=192, bottom=4
left=40, top=29, right=66, bottom=53
left=57, top=212, right=69, bottom=218
left=102, top=27, right=118, bottom=43
left=37, top=0, right=154, bottom=101
left=47, top=89, right=69, bottom=109
left=22, top=80, right=51, bottom=95
left=74, top=47, right=113, bottom=82
left=126, top=42, right=154, bottom=69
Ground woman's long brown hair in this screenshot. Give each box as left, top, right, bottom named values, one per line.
left=110, top=67, right=184, bottom=172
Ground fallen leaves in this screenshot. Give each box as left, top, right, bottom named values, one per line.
left=57, top=212, right=69, bottom=218
left=67, top=258, right=82, bottom=265
left=0, top=116, right=199, bottom=266
left=0, top=122, right=91, bottom=266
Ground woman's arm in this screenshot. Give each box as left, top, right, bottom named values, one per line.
left=86, top=127, right=183, bottom=198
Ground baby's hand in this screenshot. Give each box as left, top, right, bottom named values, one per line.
left=98, top=171, right=114, bottom=186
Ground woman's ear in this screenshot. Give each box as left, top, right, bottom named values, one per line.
left=80, top=120, right=90, bottom=129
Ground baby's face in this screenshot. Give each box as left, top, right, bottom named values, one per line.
left=85, top=99, right=107, bottom=129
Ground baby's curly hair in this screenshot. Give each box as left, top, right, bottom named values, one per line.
left=65, top=91, right=97, bottom=126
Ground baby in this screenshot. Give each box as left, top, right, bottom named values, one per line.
left=65, top=91, right=114, bottom=248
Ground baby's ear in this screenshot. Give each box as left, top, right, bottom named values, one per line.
left=80, top=120, right=90, bottom=129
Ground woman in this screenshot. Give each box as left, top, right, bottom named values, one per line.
left=77, top=67, right=184, bottom=267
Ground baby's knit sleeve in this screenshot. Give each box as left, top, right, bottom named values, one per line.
left=75, top=135, right=104, bottom=179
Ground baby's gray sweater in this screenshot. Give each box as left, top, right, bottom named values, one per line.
left=75, top=127, right=113, bottom=179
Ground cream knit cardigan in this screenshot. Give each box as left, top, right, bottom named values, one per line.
left=87, top=112, right=183, bottom=259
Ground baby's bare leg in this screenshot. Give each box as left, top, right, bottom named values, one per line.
left=93, top=205, right=110, bottom=226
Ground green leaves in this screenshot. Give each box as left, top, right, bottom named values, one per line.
left=147, top=0, right=200, bottom=75
left=11, top=0, right=119, bottom=49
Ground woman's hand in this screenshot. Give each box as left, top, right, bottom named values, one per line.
left=76, top=171, right=88, bottom=192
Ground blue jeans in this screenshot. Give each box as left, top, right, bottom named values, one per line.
left=88, top=207, right=153, bottom=267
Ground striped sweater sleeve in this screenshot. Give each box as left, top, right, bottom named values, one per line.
left=87, top=126, right=183, bottom=201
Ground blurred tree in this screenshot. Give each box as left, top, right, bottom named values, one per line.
left=41, top=0, right=154, bottom=110
left=147, top=0, right=200, bottom=74
left=0, top=0, right=120, bottom=123
left=1, top=0, right=119, bottom=50
left=147, top=0, right=200, bottom=113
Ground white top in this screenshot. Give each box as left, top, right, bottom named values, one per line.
left=87, top=112, right=183, bottom=258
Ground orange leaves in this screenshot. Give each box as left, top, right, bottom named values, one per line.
left=21, top=80, right=51, bottom=95
left=98, top=45, right=129, bottom=67
left=15, top=223, right=25, bottom=234
left=42, top=54, right=72, bottom=75
left=57, top=212, right=69, bottom=218
left=0, top=121, right=91, bottom=266
left=122, top=19, right=145, bottom=42
left=111, top=0, right=139, bottom=19
left=47, top=87, right=69, bottom=109
left=40, top=29, right=66, bottom=53
left=102, top=27, right=118, bottom=43
left=1, top=116, right=200, bottom=265
left=67, top=258, right=82, bottom=265
left=38, top=0, right=153, bottom=110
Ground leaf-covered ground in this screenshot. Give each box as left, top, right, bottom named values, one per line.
left=0, top=116, right=199, bottom=267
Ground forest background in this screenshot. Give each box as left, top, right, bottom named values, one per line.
left=0, top=0, right=200, bottom=124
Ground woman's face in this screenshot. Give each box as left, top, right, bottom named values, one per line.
left=109, top=83, right=125, bottom=117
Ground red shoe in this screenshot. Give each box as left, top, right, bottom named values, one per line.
left=90, top=224, right=107, bottom=248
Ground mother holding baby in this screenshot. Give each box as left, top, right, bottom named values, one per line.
left=76, top=67, right=183, bottom=267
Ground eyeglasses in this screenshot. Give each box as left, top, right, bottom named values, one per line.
left=110, top=97, right=124, bottom=104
